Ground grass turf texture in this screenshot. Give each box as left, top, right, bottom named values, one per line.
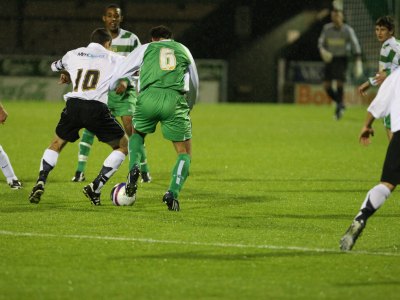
left=1, top=101, right=399, bottom=299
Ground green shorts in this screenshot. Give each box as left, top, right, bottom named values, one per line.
left=384, top=115, right=391, bottom=130
left=133, top=88, right=192, bottom=141
left=107, top=87, right=137, bottom=117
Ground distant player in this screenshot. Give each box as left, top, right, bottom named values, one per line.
left=110, top=25, right=199, bottom=211
left=0, top=102, right=22, bottom=189
left=318, top=4, right=363, bottom=120
left=29, top=28, right=128, bottom=205
left=72, top=3, right=151, bottom=183
left=339, top=64, right=400, bottom=251
left=358, top=16, right=399, bottom=140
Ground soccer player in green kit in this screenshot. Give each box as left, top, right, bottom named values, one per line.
left=72, top=3, right=151, bottom=183
left=110, top=25, right=199, bottom=211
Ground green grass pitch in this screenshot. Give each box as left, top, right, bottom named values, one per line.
left=1, top=101, right=399, bottom=299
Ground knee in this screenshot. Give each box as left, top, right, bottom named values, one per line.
left=118, top=135, right=129, bottom=155
left=49, top=140, right=65, bottom=153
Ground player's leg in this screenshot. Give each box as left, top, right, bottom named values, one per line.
left=161, top=93, right=192, bottom=211
left=340, top=131, right=400, bottom=250
left=162, top=140, right=192, bottom=212
left=83, top=104, right=127, bottom=205
left=29, top=135, right=67, bottom=204
left=333, top=57, right=348, bottom=120
left=125, top=130, right=146, bottom=197
left=83, top=136, right=127, bottom=205
left=0, top=145, right=22, bottom=189
left=72, top=129, right=95, bottom=182
left=323, top=80, right=336, bottom=104
left=121, top=114, right=151, bottom=183
left=340, top=182, right=393, bottom=251
left=335, top=80, right=345, bottom=119
left=125, top=91, right=159, bottom=198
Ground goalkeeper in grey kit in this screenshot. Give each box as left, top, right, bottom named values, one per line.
left=318, top=5, right=363, bottom=120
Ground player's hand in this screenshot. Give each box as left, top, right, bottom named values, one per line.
left=115, top=80, right=128, bottom=95
left=320, top=48, right=333, bottom=63
left=58, top=73, right=71, bottom=84
left=358, top=82, right=370, bottom=96
left=374, top=70, right=387, bottom=85
left=354, top=59, right=363, bottom=79
left=359, top=126, right=374, bottom=146
left=0, top=107, right=8, bottom=124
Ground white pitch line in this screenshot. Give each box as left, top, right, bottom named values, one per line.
left=1, top=230, right=399, bottom=257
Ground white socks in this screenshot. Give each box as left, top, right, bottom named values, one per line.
left=355, top=183, right=391, bottom=220
left=40, top=149, right=59, bottom=171
left=102, top=150, right=126, bottom=178
left=0, top=145, right=18, bottom=183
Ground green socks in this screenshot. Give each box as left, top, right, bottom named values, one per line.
left=77, top=129, right=95, bottom=172
left=169, top=154, right=191, bottom=199
left=128, top=133, right=144, bottom=171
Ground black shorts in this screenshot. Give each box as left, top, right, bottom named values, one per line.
left=324, top=57, right=348, bottom=81
left=55, top=98, right=125, bottom=143
left=381, top=131, right=400, bottom=185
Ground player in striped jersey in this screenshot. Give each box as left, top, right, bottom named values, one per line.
left=358, top=16, right=399, bottom=140
left=72, top=3, right=151, bottom=183
left=110, top=25, right=199, bottom=211
left=28, top=28, right=128, bottom=206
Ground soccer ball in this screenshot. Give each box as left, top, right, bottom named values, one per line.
left=110, top=183, right=136, bottom=206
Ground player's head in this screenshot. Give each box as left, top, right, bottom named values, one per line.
left=103, top=3, right=123, bottom=34
left=375, top=16, right=395, bottom=42
left=91, top=28, right=113, bottom=49
left=150, top=25, right=173, bottom=42
left=331, top=8, right=344, bottom=26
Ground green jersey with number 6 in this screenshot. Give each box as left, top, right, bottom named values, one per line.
left=111, top=39, right=199, bottom=109
left=110, top=39, right=199, bottom=141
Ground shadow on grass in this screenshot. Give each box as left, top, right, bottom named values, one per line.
left=334, top=281, right=400, bottom=287
left=121, top=250, right=342, bottom=261
left=192, top=177, right=376, bottom=184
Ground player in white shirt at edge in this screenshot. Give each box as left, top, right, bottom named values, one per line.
left=0, top=102, right=22, bottom=189
left=340, top=63, right=400, bottom=251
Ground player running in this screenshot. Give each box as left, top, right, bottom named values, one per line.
left=29, top=28, right=128, bottom=205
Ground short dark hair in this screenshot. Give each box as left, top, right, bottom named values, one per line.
left=104, top=3, right=121, bottom=15
left=150, top=25, right=173, bottom=40
left=376, top=15, right=395, bottom=33
left=90, top=28, right=112, bottom=45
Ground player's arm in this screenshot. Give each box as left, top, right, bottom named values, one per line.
left=358, top=80, right=370, bottom=96
left=58, top=71, right=71, bottom=85
left=359, top=112, right=375, bottom=146
left=115, top=78, right=129, bottom=95
left=363, top=68, right=400, bottom=144
left=51, top=52, right=71, bottom=84
left=348, top=26, right=363, bottom=78
left=181, top=46, right=199, bottom=110
left=0, top=102, right=8, bottom=124
left=318, top=27, right=333, bottom=63
left=110, top=44, right=148, bottom=91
